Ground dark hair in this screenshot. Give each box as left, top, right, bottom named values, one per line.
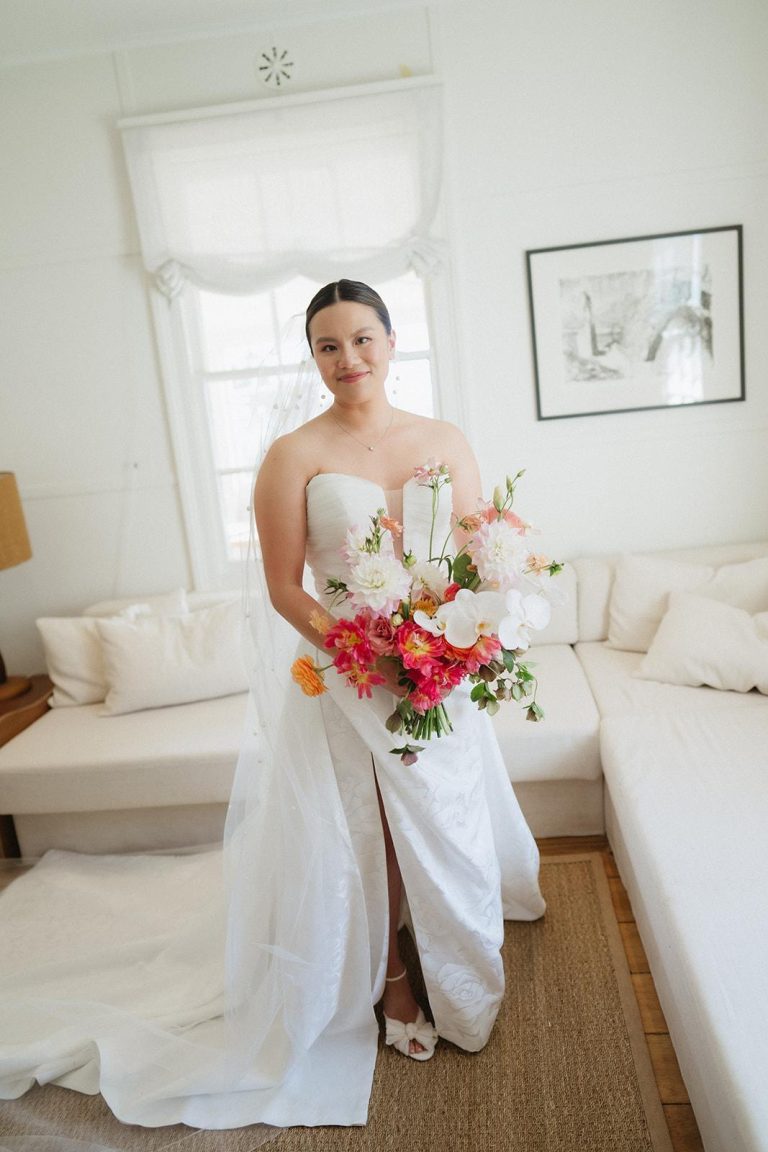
left=305, top=279, right=392, bottom=350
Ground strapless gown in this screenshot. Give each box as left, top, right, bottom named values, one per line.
left=0, top=472, right=545, bottom=1134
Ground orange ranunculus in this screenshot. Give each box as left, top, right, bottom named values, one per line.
left=291, top=655, right=328, bottom=697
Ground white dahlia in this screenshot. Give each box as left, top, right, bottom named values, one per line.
left=468, top=520, right=528, bottom=591
left=347, top=553, right=411, bottom=616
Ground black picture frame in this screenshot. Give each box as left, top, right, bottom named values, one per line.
left=526, top=225, right=745, bottom=420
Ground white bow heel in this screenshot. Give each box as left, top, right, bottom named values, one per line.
left=382, top=969, right=438, bottom=1062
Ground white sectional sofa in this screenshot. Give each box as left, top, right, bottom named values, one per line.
left=0, top=568, right=602, bottom=856
left=1, top=541, right=767, bottom=1152
left=570, top=539, right=768, bottom=1152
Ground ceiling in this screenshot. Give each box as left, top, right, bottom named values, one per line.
left=0, top=0, right=406, bottom=66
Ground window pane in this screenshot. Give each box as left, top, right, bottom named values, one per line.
left=196, top=290, right=276, bottom=372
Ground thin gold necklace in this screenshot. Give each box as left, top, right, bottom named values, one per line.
left=329, top=406, right=395, bottom=452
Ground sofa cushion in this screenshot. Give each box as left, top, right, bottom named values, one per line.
left=529, top=563, right=578, bottom=646
left=572, top=555, right=615, bottom=643
left=96, top=601, right=248, bottom=715
left=0, top=693, right=248, bottom=814
left=491, top=644, right=601, bottom=783
left=636, top=593, right=768, bottom=694
left=575, top=641, right=768, bottom=720
left=36, top=617, right=106, bottom=707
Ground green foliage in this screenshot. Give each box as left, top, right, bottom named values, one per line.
left=451, top=552, right=477, bottom=588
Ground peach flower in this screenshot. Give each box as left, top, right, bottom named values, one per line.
left=380, top=514, right=403, bottom=537
left=309, top=609, right=333, bottom=636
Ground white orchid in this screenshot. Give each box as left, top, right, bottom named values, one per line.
left=414, top=588, right=508, bottom=649
left=498, top=589, right=551, bottom=652
left=347, top=553, right=411, bottom=616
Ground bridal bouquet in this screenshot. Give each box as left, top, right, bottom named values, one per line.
left=291, top=462, right=562, bottom=763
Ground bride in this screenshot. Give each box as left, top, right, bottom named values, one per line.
left=255, top=278, right=546, bottom=1062
left=0, top=279, right=545, bottom=1135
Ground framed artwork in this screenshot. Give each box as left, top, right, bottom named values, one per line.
left=526, top=225, right=744, bottom=420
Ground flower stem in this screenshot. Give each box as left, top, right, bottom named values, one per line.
left=428, top=482, right=438, bottom=560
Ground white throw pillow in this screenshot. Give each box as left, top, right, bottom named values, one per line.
left=36, top=617, right=106, bottom=707
left=607, top=555, right=768, bottom=652
left=635, top=592, right=768, bottom=694
left=38, top=590, right=193, bottom=707
left=703, top=556, right=768, bottom=613
left=95, top=600, right=248, bottom=716
left=83, top=588, right=188, bottom=618
left=607, top=556, right=713, bottom=652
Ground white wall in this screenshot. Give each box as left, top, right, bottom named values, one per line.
left=436, top=0, right=768, bottom=557
left=0, top=54, right=190, bottom=672
left=1, top=0, right=766, bottom=672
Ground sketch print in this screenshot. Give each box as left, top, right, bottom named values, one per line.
left=559, top=265, right=714, bottom=404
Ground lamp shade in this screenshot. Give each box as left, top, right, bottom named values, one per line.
left=0, top=472, right=32, bottom=570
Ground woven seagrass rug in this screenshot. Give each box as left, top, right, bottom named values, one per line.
left=0, top=854, right=672, bottom=1152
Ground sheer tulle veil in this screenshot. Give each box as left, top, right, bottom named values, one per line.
left=224, top=321, right=347, bottom=1045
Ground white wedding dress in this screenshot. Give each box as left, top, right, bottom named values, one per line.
left=0, top=471, right=545, bottom=1134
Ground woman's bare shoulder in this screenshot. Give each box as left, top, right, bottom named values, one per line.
left=259, top=420, right=325, bottom=479
left=402, top=413, right=473, bottom=458
left=397, top=410, right=467, bottom=440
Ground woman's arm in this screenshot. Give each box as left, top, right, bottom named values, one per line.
left=253, top=437, right=330, bottom=650
left=440, top=423, right=484, bottom=548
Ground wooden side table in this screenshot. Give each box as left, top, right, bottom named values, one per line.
left=0, top=674, right=53, bottom=857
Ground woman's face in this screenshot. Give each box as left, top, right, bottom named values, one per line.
left=308, top=300, right=395, bottom=403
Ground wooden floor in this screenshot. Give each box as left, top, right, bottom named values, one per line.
left=538, top=835, right=704, bottom=1152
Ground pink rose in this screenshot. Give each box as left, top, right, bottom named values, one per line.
left=364, top=613, right=398, bottom=657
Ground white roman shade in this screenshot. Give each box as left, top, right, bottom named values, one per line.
left=119, top=77, right=444, bottom=297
